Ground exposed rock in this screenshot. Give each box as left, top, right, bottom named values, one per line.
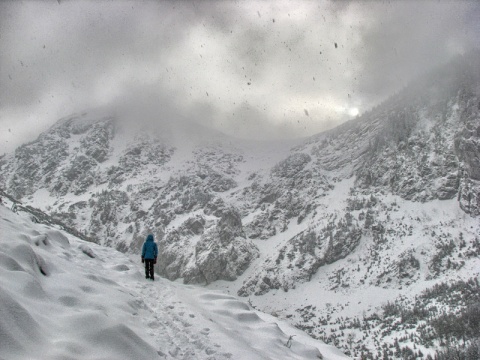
left=244, top=209, right=287, bottom=239
left=239, top=214, right=362, bottom=296
left=455, top=95, right=480, bottom=216
left=158, top=209, right=258, bottom=284
left=271, top=153, right=311, bottom=178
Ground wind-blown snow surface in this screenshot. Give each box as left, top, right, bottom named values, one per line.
left=0, top=202, right=348, bottom=360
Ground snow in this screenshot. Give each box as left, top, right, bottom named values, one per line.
left=27, top=188, right=56, bottom=209
left=0, top=202, right=348, bottom=360
left=206, top=170, right=479, bottom=356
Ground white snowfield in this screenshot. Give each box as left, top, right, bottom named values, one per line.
left=0, top=203, right=349, bottom=360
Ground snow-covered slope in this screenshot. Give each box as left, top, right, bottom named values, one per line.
left=0, top=200, right=347, bottom=360
left=0, top=51, right=479, bottom=358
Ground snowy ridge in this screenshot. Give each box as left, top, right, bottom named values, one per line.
left=0, top=201, right=346, bottom=360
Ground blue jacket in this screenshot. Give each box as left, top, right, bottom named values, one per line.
left=142, top=234, right=158, bottom=260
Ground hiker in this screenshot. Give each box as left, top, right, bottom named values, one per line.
left=141, top=234, right=158, bottom=280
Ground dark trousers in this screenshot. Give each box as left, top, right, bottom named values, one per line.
left=145, top=259, right=155, bottom=279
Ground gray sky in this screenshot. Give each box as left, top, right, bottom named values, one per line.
left=1, top=0, right=479, bottom=153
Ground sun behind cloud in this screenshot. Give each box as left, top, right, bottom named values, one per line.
left=349, top=107, right=359, bottom=117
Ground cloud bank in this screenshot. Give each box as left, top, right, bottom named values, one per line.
left=1, top=0, right=479, bottom=152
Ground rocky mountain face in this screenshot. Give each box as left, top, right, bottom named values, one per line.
left=354, top=54, right=480, bottom=215
left=1, top=52, right=479, bottom=358
left=0, top=111, right=262, bottom=284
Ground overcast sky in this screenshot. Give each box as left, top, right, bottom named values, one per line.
left=1, top=0, right=479, bottom=153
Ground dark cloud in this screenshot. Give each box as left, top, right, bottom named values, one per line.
left=1, top=0, right=479, bottom=153
left=353, top=1, right=480, bottom=102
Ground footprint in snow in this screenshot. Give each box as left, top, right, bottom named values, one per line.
left=147, top=320, right=160, bottom=329
left=206, top=348, right=216, bottom=355
left=112, top=264, right=129, bottom=271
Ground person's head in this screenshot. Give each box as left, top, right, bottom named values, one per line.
left=146, top=234, right=154, bottom=242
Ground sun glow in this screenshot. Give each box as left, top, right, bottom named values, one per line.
left=349, top=107, right=359, bottom=117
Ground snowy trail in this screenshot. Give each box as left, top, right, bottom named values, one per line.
left=72, top=237, right=232, bottom=359
left=120, top=269, right=335, bottom=359
left=127, top=279, right=233, bottom=360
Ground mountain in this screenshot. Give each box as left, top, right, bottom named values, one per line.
left=0, top=196, right=345, bottom=360
left=1, top=51, right=479, bottom=358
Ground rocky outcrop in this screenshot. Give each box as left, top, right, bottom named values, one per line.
left=238, top=214, right=362, bottom=296
left=353, top=54, right=480, bottom=210
left=271, top=153, right=311, bottom=178
left=455, top=90, right=480, bottom=216
left=355, top=104, right=461, bottom=202
left=239, top=152, right=331, bottom=239
left=7, top=133, right=69, bottom=198
left=158, top=208, right=259, bottom=284
left=244, top=209, right=287, bottom=240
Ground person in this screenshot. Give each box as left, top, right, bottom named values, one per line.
left=141, top=234, right=158, bottom=281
